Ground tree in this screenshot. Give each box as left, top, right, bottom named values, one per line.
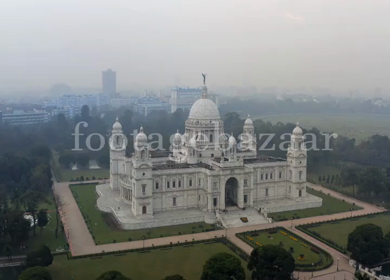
left=201, top=252, right=245, bottom=280
left=247, top=245, right=295, bottom=280
left=318, top=175, right=321, bottom=182
left=25, top=245, right=53, bottom=268
left=96, top=271, right=131, bottom=280
left=347, top=224, right=390, bottom=265
left=22, top=191, right=48, bottom=236
left=37, top=210, right=48, bottom=236
left=326, top=175, right=330, bottom=184
left=76, top=154, right=90, bottom=169
left=354, top=272, right=370, bottom=280
left=322, top=175, right=325, bottom=181
left=331, top=174, right=335, bottom=183
left=19, top=266, right=52, bottom=280
left=340, top=167, right=360, bottom=195
left=29, top=145, right=52, bottom=162
left=4, top=210, right=31, bottom=246
left=58, top=153, right=75, bottom=168
left=81, top=105, right=90, bottom=122
left=359, top=167, right=386, bottom=197
left=97, top=152, right=110, bottom=168
left=4, top=245, right=12, bottom=260
left=162, top=275, right=185, bottom=280
left=11, top=188, right=21, bottom=210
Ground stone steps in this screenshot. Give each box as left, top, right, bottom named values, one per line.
left=219, top=208, right=270, bottom=228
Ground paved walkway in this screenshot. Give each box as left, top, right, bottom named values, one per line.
left=54, top=180, right=386, bottom=276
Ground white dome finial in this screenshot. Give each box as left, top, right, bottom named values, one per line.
left=113, top=117, right=122, bottom=131
left=293, top=122, right=303, bottom=135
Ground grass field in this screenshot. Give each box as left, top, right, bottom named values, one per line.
left=237, top=228, right=332, bottom=270
left=269, top=188, right=361, bottom=221
left=255, top=113, right=390, bottom=143
left=52, top=151, right=109, bottom=182
left=305, top=213, right=390, bottom=248
left=59, top=168, right=109, bottom=182
left=70, top=184, right=218, bottom=244
left=48, top=242, right=251, bottom=280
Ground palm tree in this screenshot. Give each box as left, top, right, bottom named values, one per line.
left=354, top=272, right=370, bottom=280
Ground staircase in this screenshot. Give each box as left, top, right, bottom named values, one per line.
left=218, top=207, right=270, bottom=228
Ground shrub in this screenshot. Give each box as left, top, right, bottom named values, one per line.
left=311, top=247, right=320, bottom=254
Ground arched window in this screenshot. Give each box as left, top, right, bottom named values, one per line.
left=116, top=135, right=120, bottom=145
left=142, top=206, right=147, bottom=214
left=210, top=134, right=213, bottom=143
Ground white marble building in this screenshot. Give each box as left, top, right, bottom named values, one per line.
left=96, top=84, right=322, bottom=229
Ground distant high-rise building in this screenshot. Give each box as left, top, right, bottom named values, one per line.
left=102, top=69, right=117, bottom=95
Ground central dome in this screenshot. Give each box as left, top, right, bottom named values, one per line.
left=188, top=98, right=220, bottom=120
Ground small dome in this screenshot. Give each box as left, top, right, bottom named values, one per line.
left=228, top=134, right=237, bottom=146
left=136, top=126, right=147, bottom=144
left=292, top=122, right=303, bottom=135
left=188, top=98, right=220, bottom=120
left=113, top=117, right=122, bottom=131
left=174, top=130, right=182, bottom=144
left=244, top=115, right=253, bottom=125
left=219, top=133, right=228, bottom=143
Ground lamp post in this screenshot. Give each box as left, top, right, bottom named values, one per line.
left=312, top=263, right=314, bottom=277
left=225, top=227, right=227, bottom=238
left=291, top=217, right=293, bottom=229
left=337, top=257, right=339, bottom=271
left=142, top=236, right=145, bottom=249
left=350, top=208, right=353, bottom=218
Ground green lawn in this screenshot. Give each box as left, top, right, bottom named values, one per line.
left=48, top=242, right=251, bottom=280
left=70, top=184, right=218, bottom=244
left=52, top=151, right=109, bottom=182
left=306, top=213, right=390, bottom=248
left=237, top=228, right=332, bottom=270
left=269, top=188, right=362, bottom=221
left=256, top=113, right=390, bottom=143
left=60, top=168, right=109, bottom=182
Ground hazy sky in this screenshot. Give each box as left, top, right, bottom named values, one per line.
left=1, top=0, right=390, bottom=91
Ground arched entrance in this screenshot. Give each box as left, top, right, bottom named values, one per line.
left=225, top=177, right=238, bottom=207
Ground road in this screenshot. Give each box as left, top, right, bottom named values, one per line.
left=53, top=180, right=386, bottom=278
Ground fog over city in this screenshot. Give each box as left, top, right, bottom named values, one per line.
left=1, top=0, right=390, bottom=93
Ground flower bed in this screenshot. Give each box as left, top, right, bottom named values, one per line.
left=236, top=227, right=333, bottom=272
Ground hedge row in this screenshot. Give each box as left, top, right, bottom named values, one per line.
left=67, top=237, right=245, bottom=261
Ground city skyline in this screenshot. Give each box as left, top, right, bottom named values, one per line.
left=1, top=0, right=390, bottom=92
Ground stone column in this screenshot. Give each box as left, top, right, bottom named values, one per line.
left=237, top=178, right=244, bottom=208
left=220, top=177, right=226, bottom=210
